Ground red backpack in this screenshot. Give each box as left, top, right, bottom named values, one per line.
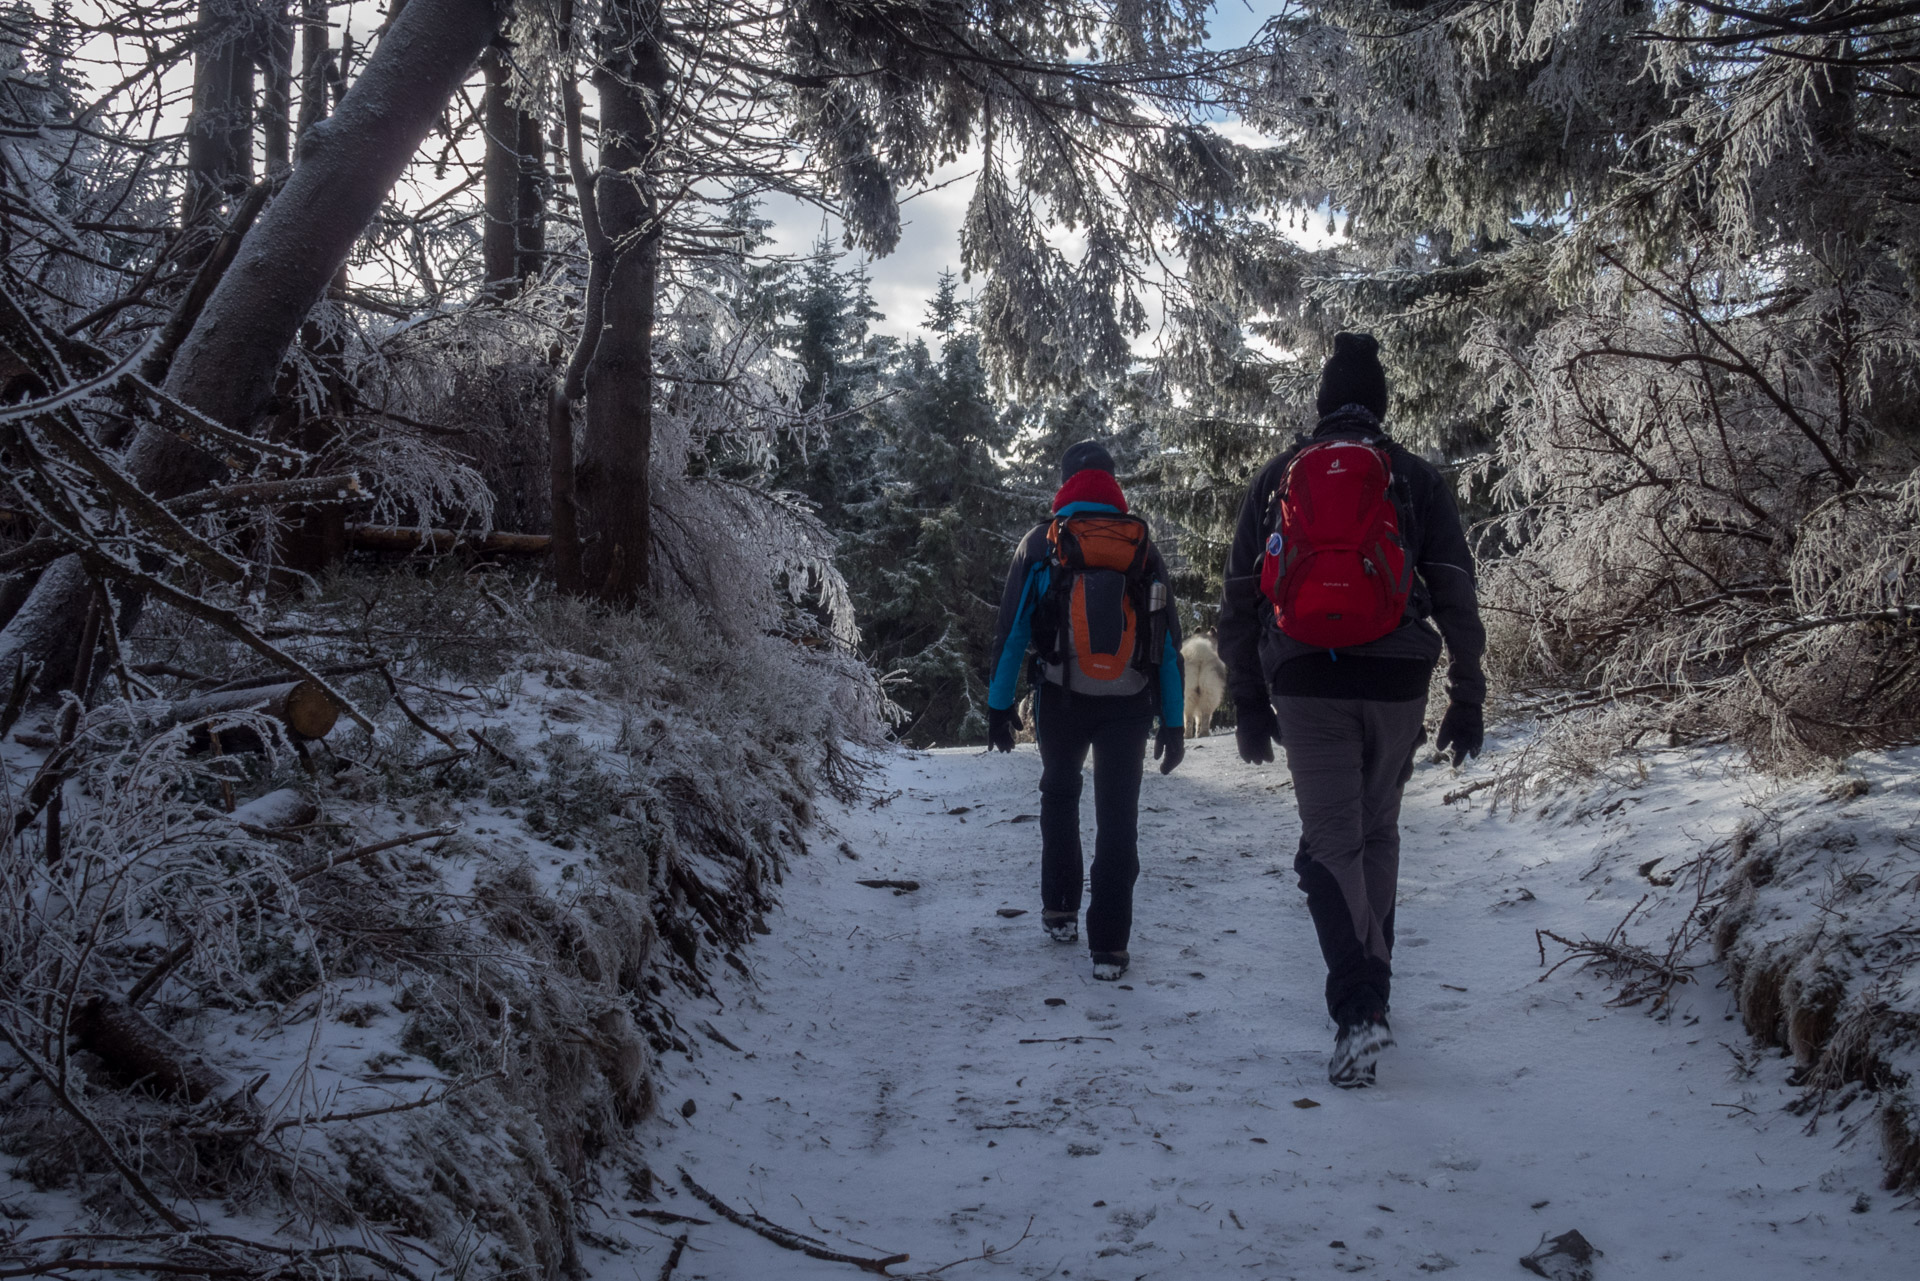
left=1258, top=439, right=1413, bottom=648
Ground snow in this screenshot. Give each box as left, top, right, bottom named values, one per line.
left=590, top=733, right=1917, bottom=1279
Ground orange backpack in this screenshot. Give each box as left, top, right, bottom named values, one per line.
left=1043, top=513, right=1155, bottom=683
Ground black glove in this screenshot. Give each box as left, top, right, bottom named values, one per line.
left=1153, top=727, right=1185, bottom=775
left=1434, top=701, right=1484, bottom=766
left=1235, top=699, right=1280, bottom=764
left=988, top=705, right=1021, bottom=753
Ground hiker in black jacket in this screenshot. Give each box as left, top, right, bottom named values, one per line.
left=985, top=441, right=1185, bottom=983
left=1217, top=333, right=1487, bottom=1087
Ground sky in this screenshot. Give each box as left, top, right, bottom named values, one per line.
left=757, top=1, right=1284, bottom=351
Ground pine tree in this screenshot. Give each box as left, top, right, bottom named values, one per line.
left=841, top=291, right=1021, bottom=745
left=762, top=228, right=888, bottom=531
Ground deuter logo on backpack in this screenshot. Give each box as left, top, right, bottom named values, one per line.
left=1259, top=440, right=1413, bottom=648
left=1045, top=513, right=1156, bottom=692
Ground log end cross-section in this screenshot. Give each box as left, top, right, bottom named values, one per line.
left=162, top=679, right=340, bottom=745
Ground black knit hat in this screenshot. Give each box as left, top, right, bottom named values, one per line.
left=1060, top=439, right=1116, bottom=481
left=1315, top=331, right=1388, bottom=418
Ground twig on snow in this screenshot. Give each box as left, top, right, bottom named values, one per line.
left=1, top=1230, right=423, bottom=1280
left=188, top=1068, right=503, bottom=1140
left=677, top=1168, right=909, bottom=1274
left=467, top=726, right=523, bottom=769
left=628, top=1209, right=711, bottom=1226
left=380, top=666, right=463, bottom=752
left=1018, top=1036, right=1115, bottom=1044
left=1535, top=893, right=1696, bottom=1012
left=1442, top=777, right=1496, bottom=805
left=289, top=827, right=457, bottom=884
left=917, top=1216, right=1035, bottom=1275
left=655, top=1233, right=690, bottom=1281
left=126, top=828, right=454, bottom=1007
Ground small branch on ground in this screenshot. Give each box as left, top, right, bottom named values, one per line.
left=1535, top=893, right=1695, bottom=1012
left=290, top=827, right=457, bottom=884
left=628, top=1209, right=711, bottom=1227
left=380, top=666, right=463, bottom=751
left=468, top=727, right=524, bottom=769
left=677, top=1168, right=909, bottom=1274
left=917, top=1216, right=1036, bottom=1276
left=1443, top=777, right=1496, bottom=805
left=656, top=1233, right=689, bottom=1281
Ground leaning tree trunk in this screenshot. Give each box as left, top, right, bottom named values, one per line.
left=579, top=0, right=667, bottom=604
left=139, top=0, right=497, bottom=497
left=0, top=0, right=499, bottom=678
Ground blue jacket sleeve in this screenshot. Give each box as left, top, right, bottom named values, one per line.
left=987, top=527, right=1049, bottom=711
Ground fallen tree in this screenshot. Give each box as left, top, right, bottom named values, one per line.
left=0, top=0, right=498, bottom=682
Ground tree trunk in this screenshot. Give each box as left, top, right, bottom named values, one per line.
left=481, top=46, right=545, bottom=296
left=481, top=46, right=518, bottom=293
left=294, top=0, right=330, bottom=142
left=580, top=0, right=667, bottom=604
left=182, top=0, right=256, bottom=242
left=0, top=0, right=497, bottom=678
left=71, top=995, right=241, bottom=1106
left=258, top=2, right=295, bottom=174
left=515, top=109, right=547, bottom=280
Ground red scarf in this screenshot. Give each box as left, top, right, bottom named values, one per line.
left=1052, top=469, right=1128, bottom=513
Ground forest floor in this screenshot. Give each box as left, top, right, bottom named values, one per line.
left=586, top=734, right=1916, bottom=1281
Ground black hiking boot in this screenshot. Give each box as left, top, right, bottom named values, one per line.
left=1043, top=911, right=1078, bottom=944
left=1328, top=1012, right=1394, bottom=1089
left=1090, top=950, right=1129, bottom=981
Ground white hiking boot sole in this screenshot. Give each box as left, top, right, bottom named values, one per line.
left=1091, top=951, right=1129, bottom=981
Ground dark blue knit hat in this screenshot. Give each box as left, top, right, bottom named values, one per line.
left=1060, top=439, right=1115, bottom=481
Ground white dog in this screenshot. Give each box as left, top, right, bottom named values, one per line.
left=1182, top=634, right=1228, bottom=737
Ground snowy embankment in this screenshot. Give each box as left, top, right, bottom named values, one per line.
left=595, top=733, right=1917, bottom=1279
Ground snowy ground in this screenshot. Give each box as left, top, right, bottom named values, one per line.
left=585, top=734, right=1915, bottom=1280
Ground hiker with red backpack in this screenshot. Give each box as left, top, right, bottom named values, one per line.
left=985, top=441, right=1185, bottom=983
left=1217, top=333, right=1486, bottom=1088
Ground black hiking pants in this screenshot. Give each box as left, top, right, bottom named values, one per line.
left=1034, top=681, right=1153, bottom=954
left=1273, top=694, right=1428, bottom=1024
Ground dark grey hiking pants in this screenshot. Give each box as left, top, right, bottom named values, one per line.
left=1273, top=695, right=1428, bottom=1021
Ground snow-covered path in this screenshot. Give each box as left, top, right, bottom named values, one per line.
left=591, top=738, right=1911, bottom=1279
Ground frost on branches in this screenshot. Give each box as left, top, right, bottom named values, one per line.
left=1472, top=252, right=1920, bottom=771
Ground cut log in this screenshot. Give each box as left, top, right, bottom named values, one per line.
left=346, top=524, right=551, bottom=556
left=227, top=787, right=318, bottom=831
left=70, top=995, right=238, bottom=1105
left=162, top=679, right=339, bottom=742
